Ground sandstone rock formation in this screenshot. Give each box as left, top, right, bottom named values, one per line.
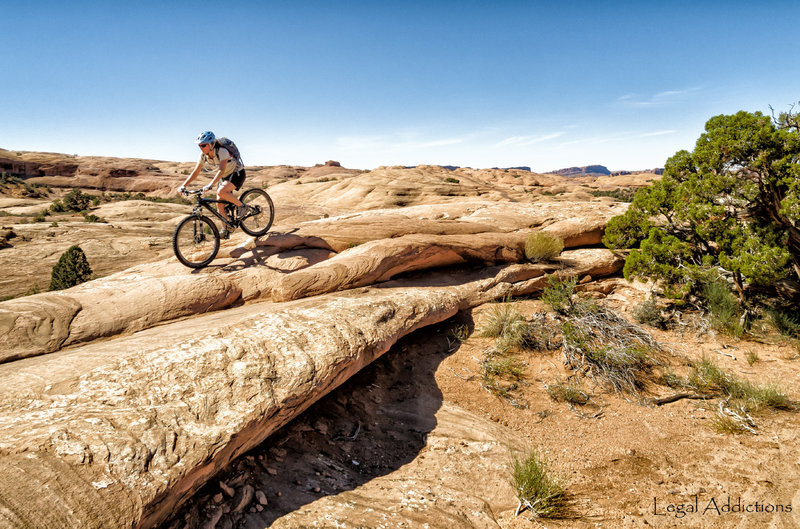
left=0, top=200, right=626, bottom=361
left=0, top=149, right=644, bottom=528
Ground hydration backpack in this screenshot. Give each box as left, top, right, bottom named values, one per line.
left=214, top=137, right=244, bottom=166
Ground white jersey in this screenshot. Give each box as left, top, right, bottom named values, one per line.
left=199, top=146, right=241, bottom=179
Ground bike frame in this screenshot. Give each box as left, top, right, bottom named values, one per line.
left=187, top=192, right=238, bottom=228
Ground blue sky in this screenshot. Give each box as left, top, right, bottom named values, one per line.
left=3, top=1, right=799, bottom=171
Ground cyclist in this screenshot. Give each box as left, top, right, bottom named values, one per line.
left=177, top=130, right=248, bottom=238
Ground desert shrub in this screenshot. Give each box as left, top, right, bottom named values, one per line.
left=444, top=177, right=460, bottom=184
left=480, top=301, right=526, bottom=338
left=525, top=232, right=564, bottom=263
left=746, top=351, right=760, bottom=365
left=632, top=297, right=667, bottom=329
left=82, top=213, right=106, bottom=223
left=765, top=305, right=800, bottom=338
left=62, top=188, right=93, bottom=212
left=687, top=357, right=790, bottom=411
left=659, top=370, right=686, bottom=389
left=49, top=245, right=93, bottom=291
left=711, top=406, right=754, bottom=435
left=699, top=279, right=744, bottom=337
left=482, top=353, right=526, bottom=381
left=509, top=448, right=568, bottom=519
left=49, top=199, right=67, bottom=213
left=540, top=275, right=593, bottom=315
left=545, top=378, right=589, bottom=405
left=33, top=210, right=48, bottom=223
left=588, top=188, right=636, bottom=202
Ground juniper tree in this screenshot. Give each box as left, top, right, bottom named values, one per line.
left=603, top=104, right=800, bottom=302
left=49, top=245, right=93, bottom=291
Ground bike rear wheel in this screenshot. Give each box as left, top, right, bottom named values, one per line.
left=173, top=215, right=220, bottom=268
left=239, top=188, right=275, bottom=237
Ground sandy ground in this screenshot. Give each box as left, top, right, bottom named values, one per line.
left=160, top=284, right=800, bottom=529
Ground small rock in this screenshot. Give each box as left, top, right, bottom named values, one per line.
left=266, top=467, right=278, bottom=476
left=312, top=487, right=321, bottom=493
left=203, top=508, right=223, bottom=529
left=295, top=480, right=302, bottom=486
left=256, top=490, right=269, bottom=505
left=276, top=491, right=282, bottom=497
left=256, top=504, right=264, bottom=512
left=314, top=421, right=329, bottom=435
left=212, top=493, right=223, bottom=503
left=219, top=481, right=235, bottom=498
left=232, top=484, right=254, bottom=513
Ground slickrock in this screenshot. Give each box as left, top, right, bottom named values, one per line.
left=0, top=250, right=622, bottom=529
left=0, top=201, right=626, bottom=361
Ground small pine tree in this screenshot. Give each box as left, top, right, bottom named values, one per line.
left=49, top=245, right=93, bottom=291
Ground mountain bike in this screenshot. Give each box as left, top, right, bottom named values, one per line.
left=172, top=188, right=274, bottom=268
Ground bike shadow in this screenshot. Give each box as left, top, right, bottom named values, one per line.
left=165, top=311, right=475, bottom=528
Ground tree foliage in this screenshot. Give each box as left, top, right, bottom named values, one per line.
left=49, top=245, right=93, bottom=291
left=603, top=105, right=800, bottom=302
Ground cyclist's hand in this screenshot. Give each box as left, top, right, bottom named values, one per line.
left=178, top=185, right=187, bottom=196
left=201, top=184, right=213, bottom=194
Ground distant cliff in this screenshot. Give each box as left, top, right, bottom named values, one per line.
left=550, top=165, right=664, bottom=177
left=550, top=165, right=611, bottom=177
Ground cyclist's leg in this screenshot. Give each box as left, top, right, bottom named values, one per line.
left=216, top=181, right=242, bottom=221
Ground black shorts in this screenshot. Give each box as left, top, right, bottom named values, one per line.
left=221, top=168, right=246, bottom=191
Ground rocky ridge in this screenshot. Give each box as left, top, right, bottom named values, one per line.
left=0, top=149, right=655, bottom=529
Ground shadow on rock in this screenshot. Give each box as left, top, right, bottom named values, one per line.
left=161, top=311, right=475, bottom=529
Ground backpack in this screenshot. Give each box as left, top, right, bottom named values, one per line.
left=214, top=137, right=244, bottom=167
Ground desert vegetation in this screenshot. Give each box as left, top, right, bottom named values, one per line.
left=603, top=106, right=800, bottom=314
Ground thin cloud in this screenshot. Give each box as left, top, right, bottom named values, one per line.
left=619, top=87, right=701, bottom=107
left=493, top=131, right=565, bottom=148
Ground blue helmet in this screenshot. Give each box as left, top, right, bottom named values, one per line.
left=195, top=130, right=216, bottom=145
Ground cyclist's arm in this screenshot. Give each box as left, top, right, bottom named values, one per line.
left=206, top=158, right=228, bottom=189
left=178, top=160, right=204, bottom=192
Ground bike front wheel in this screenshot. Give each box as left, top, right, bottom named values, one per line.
left=173, top=215, right=220, bottom=268
left=239, top=188, right=275, bottom=237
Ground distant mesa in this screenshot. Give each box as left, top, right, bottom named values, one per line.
left=491, top=166, right=531, bottom=172
left=324, top=160, right=341, bottom=167
left=550, top=165, right=611, bottom=177
left=550, top=165, right=664, bottom=177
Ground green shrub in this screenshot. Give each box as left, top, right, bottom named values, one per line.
left=49, top=199, right=67, bottom=213
left=546, top=379, right=589, bottom=405
left=765, top=306, right=800, bottom=338
left=588, top=188, right=636, bottom=202
left=540, top=275, right=589, bottom=315
left=82, top=213, right=106, bottom=223
left=509, top=448, right=568, bottom=518
left=700, top=279, right=743, bottom=337
left=49, top=245, right=93, bottom=291
left=33, top=210, right=48, bottom=223
left=444, top=177, right=460, bottom=184
left=62, top=188, right=93, bottom=212
left=687, top=357, right=790, bottom=411
left=525, top=232, right=564, bottom=262
left=632, top=297, right=666, bottom=329
left=480, top=301, right=525, bottom=338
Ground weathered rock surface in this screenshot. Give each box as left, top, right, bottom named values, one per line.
left=0, top=152, right=641, bottom=528
left=1, top=200, right=626, bottom=360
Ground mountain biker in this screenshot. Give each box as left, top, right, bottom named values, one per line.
left=177, top=130, right=248, bottom=238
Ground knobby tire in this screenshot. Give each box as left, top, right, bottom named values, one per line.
left=173, top=215, right=220, bottom=268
